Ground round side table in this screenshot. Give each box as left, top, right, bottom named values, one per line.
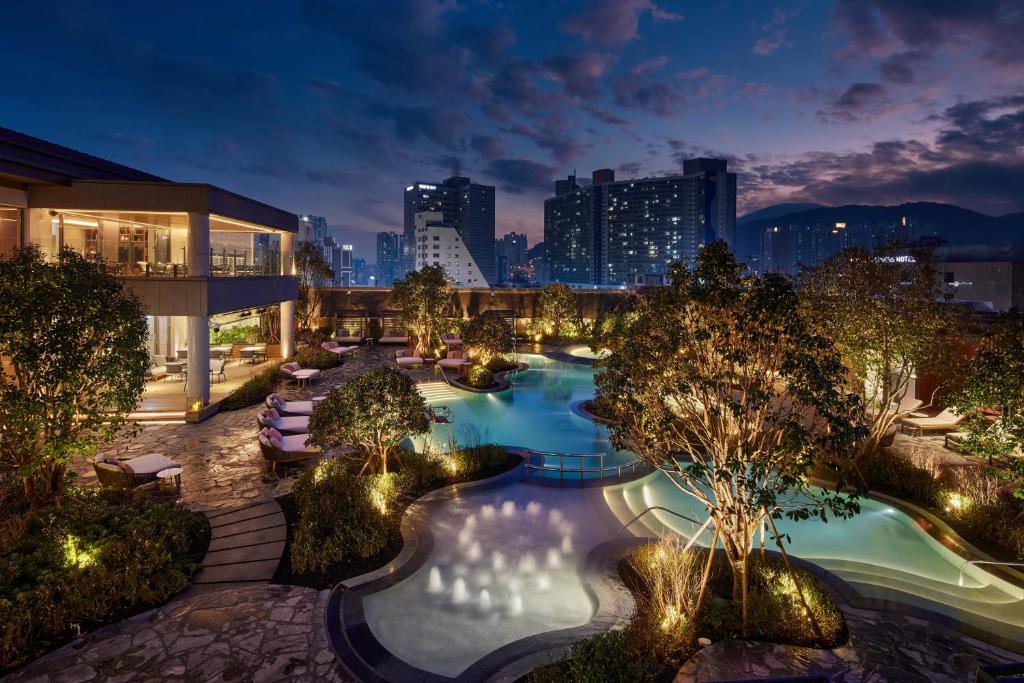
left=157, top=467, right=183, bottom=491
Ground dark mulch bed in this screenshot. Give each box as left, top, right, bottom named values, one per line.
left=270, top=453, right=522, bottom=589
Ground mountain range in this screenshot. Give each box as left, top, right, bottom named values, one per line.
left=734, top=202, right=1024, bottom=261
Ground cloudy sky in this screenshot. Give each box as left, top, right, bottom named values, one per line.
left=2, top=0, right=1022, bottom=255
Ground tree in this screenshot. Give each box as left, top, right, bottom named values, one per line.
left=950, top=310, right=1024, bottom=511
left=294, top=241, right=334, bottom=333
left=539, top=283, right=579, bottom=339
left=595, top=242, right=862, bottom=633
left=799, top=246, right=960, bottom=464
left=0, top=246, right=150, bottom=505
left=390, top=265, right=454, bottom=357
left=462, top=311, right=513, bottom=365
left=307, top=367, right=431, bottom=474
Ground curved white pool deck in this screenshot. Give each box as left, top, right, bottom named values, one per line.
left=361, top=354, right=1024, bottom=676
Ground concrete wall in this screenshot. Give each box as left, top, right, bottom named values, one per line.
left=319, top=287, right=635, bottom=322
left=122, top=274, right=298, bottom=316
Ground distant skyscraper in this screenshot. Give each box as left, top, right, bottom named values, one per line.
left=495, top=232, right=529, bottom=282
left=298, top=215, right=327, bottom=247
left=376, top=231, right=401, bottom=285
left=544, top=161, right=737, bottom=285
left=413, top=211, right=487, bottom=287
left=353, top=257, right=368, bottom=286
left=338, top=244, right=354, bottom=286
left=403, top=176, right=495, bottom=283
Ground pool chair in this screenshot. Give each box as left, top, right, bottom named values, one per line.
left=321, top=341, right=357, bottom=356
left=266, top=393, right=315, bottom=416
left=334, top=329, right=364, bottom=344
left=901, top=407, right=964, bottom=436
left=396, top=349, right=423, bottom=368
left=280, top=362, right=321, bottom=386
left=258, top=428, right=321, bottom=473
left=438, top=350, right=471, bottom=372
left=94, top=452, right=181, bottom=487
left=257, top=407, right=310, bottom=434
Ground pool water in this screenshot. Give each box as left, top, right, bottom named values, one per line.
left=419, top=354, right=633, bottom=465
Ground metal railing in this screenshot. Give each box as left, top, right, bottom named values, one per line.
left=958, top=559, right=1024, bottom=587
left=524, top=450, right=650, bottom=484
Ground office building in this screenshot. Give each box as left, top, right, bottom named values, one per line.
left=543, top=161, right=737, bottom=285
left=376, top=230, right=402, bottom=285
left=298, top=214, right=327, bottom=247
left=403, top=176, right=495, bottom=283
left=496, top=232, right=528, bottom=282
left=0, top=126, right=298, bottom=413
left=413, top=211, right=487, bottom=287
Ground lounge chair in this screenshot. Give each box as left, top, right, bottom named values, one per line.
left=266, top=393, right=315, bottom=416
left=321, top=341, right=357, bottom=356
left=210, top=358, right=227, bottom=383
left=280, top=362, right=321, bottom=386
left=334, top=329, right=364, bottom=344
left=901, top=408, right=964, bottom=436
left=258, top=428, right=321, bottom=472
left=396, top=349, right=423, bottom=368
left=95, top=452, right=180, bottom=486
left=148, top=355, right=168, bottom=381
left=379, top=331, right=409, bottom=344
left=257, top=407, right=310, bottom=434
left=438, top=350, right=470, bottom=371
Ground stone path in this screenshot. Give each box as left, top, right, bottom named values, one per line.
left=675, top=605, right=1023, bottom=683
left=3, top=585, right=350, bottom=683
left=191, top=500, right=287, bottom=587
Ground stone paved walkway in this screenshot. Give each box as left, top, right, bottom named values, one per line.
left=675, top=605, right=1023, bottom=683
left=4, top=586, right=350, bottom=683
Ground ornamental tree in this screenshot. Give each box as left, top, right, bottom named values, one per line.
left=949, top=310, right=1024, bottom=508
left=538, top=283, right=580, bottom=339
left=307, top=367, right=431, bottom=474
left=799, top=246, right=960, bottom=464
left=595, top=242, right=862, bottom=633
left=0, top=246, right=150, bottom=505
left=391, top=265, right=454, bottom=356
left=294, top=240, right=334, bottom=333
left=462, top=311, right=513, bottom=365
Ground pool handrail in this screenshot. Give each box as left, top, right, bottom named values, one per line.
left=617, top=505, right=707, bottom=538
left=524, top=449, right=650, bottom=482
left=958, top=559, right=1024, bottom=587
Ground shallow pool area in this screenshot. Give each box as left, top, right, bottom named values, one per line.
left=564, top=344, right=608, bottom=360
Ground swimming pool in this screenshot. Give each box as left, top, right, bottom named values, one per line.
left=355, top=354, right=1024, bottom=678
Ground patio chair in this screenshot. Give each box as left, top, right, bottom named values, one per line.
left=177, top=349, right=188, bottom=361
left=164, top=360, right=185, bottom=382
left=257, top=407, right=310, bottom=434
left=95, top=452, right=180, bottom=486
left=334, top=329, right=364, bottom=344
left=148, top=355, right=168, bottom=381
left=901, top=408, right=964, bottom=436
left=239, top=348, right=255, bottom=364
left=266, top=393, right=315, bottom=416
left=280, top=362, right=321, bottom=385
left=210, top=358, right=227, bottom=383
left=396, top=349, right=423, bottom=368
left=258, top=428, right=321, bottom=473
left=438, top=350, right=470, bottom=371
left=321, top=341, right=357, bottom=356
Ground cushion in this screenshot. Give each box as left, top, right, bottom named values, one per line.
left=271, top=394, right=285, bottom=409
left=113, top=459, right=134, bottom=477
left=450, top=350, right=464, bottom=359
left=268, top=427, right=283, bottom=441
left=281, top=362, right=300, bottom=372
left=268, top=407, right=280, bottom=421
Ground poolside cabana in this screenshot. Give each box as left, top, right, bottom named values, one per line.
left=334, top=309, right=369, bottom=344
left=378, top=310, right=409, bottom=344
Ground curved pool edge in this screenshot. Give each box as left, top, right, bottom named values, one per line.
left=444, top=362, right=530, bottom=394
left=324, top=458, right=647, bottom=682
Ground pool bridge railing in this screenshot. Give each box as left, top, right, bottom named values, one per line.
left=524, top=449, right=651, bottom=485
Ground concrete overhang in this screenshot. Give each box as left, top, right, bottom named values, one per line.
left=122, top=275, right=298, bottom=317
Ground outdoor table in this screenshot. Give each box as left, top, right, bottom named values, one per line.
left=240, top=346, right=266, bottom=363
left=156, top=466, right=183, bottom=491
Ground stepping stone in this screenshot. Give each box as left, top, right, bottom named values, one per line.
left=202, top=541, right=286, bottom=567
left=191, top=560, right=281, bottom=584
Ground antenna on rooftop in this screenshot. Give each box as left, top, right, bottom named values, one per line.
left=452, top=157, right=461, bottom=178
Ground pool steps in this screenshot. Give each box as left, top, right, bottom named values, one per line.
left=417, top=381, right=461, bottom=403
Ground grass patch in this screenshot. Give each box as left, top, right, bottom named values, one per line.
left=0, top=491, right=208, bottom=673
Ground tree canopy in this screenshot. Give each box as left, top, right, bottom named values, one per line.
left=294, top=240, right=334, bottom=333
left=538, top=283, right=580, bottom=339
left=595, top=242, right=862, bottom=631
left=799, top=246, right=960, bottom=461
left=0, top=246, right=150, bottom=504
left=462, top=311, right=513, bottom=365
left=307, top=367, right=431, bottom=474
left=390, top=265, right=454, bottom=356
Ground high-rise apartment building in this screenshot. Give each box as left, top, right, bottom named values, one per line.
left=403, top=176, right=495, bottom=283
left=413, top=211, right=487, bottom=287
left=376, top=231, right=401, bottom=285
left=298, top=214, right=327, bottom=246
left=543, top=161, right=737, bottom=285
left=495, top=232, right=529, bottom=282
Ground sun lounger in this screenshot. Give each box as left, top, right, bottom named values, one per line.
left=266, top=393, right=314, bottom=416
left=258, top=428, right=321, bottom=472
left=257, top=408, right=310, bottom=434
left=396, top=349, right=423, bottom=368
left=901, top=408, right=963, bottom=435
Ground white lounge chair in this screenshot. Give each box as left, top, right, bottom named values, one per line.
left=901, top=408, right=963, bottom=436
left=396, top=349, right=423, bottom=368
left=258, top=428, right=321, bottom=472
left=321, top=341, right=357, bottom=356
left=280, top=362, right=321, bottom=386
left=438, top=349, right=470, bottom=371
left=266, top=393, right=314, bottom=416
left=257, top=408, right=310, bottom=434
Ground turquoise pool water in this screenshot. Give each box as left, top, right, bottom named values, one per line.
left=421, top=354, right=633, bottom=465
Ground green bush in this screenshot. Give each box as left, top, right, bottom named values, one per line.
left=859, top=448, right=942, bottom=506
left=466, top=365, right=495, bottom=388
left=210, top=324, right=259, bottom=345
left=529, top=627, right=666, bottom=683
left=945, top=500, right=1024, bottom=562
left=293, top=347, right=343, bottom=370
left=0, top=493, right=207, bottom=672
left=290, top=459, right=408, bottom=574
left=219, top=366, right=280, bottom=411
left=463, top=311, right=513, bottom=365
left=455, top=444, right=508, bottom=473
left=485, top=356, right=518, bottom=372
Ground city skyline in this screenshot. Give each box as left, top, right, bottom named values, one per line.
left=1, top=1, right=1021, bottom=256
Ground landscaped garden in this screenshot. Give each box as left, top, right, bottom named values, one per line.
left=2, top=240, right=1023, bottom=681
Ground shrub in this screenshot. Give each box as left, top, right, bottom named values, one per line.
left=466, top=366, right=495, bottom=388
left=290, top=459, right=406, bottom=574
left=529, top=626, right=667, bottom=683
left=455, top=444, right=508, bottom=473
left=219, top=366, right=279, bottom=411
left=485, top=356, right=518, bottom=372
left=210, top=324, right=259, bottom=345
left=860, top=447, right=942, bottom=506
left=0, top=493, right=207, bottom=672
left=293, top=347, right=342, bottom=370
